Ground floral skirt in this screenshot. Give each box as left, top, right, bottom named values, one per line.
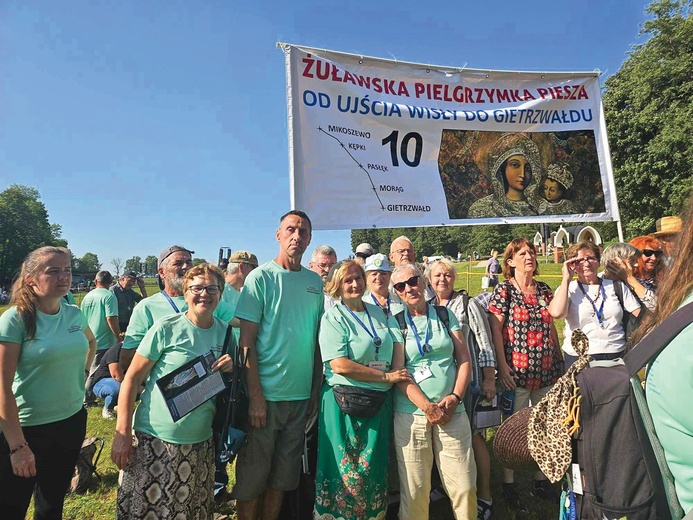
left=314, top=385, right=391, bottom=520
left=116, top=432, right=214, bottom=520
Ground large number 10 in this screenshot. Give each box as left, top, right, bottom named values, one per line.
left=381, top=130, right=423, bottom=167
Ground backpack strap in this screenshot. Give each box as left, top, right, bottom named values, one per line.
left=624, top=301, right=693, bottom=376
left=433, top=305, right=451, bottom=336
left=393, top=310, right=408, bottom=341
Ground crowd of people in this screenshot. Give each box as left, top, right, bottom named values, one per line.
left=0, top=198, right=691, bottom=519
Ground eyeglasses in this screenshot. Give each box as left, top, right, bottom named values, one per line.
left=393, top=275, right=420, bottom=292
left=642, top=249, right=663, bottom=258
left=393, top=248, right=413, bottom=256
left=574, top=257, right=598, bottom=264
left=187, top=285, right=220, bottom=295
left=315, top=263, right=335, bottom=271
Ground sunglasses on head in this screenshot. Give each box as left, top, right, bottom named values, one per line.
left=393, top=275, right=419, bottom=292
left=642, top=249, right=663, bottom=258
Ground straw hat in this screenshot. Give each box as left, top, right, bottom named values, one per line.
left=652, top=216, right=682, bottom=237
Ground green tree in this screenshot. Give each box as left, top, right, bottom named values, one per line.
left=75, top=252, right=101, bottom=273
left=143, top=255, right=158, bottom=276
left=0, top=185, right=67, bottom=284
left=603, top=0, right=693, bottom=238
left=192, top=257, right=207, bottom=267
left=124, top=256, right=142, bottom=274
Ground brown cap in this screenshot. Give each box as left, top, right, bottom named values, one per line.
left=229, top=250, right=258, bottom=267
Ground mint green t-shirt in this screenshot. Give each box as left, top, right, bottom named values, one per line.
left=134, top=313, right=229, bottom=444
left=646, top=292, right=693, bottom=513
left=235, top=261, right=324, bottom=401
left=320, top=301, right=404, bottom=391
left=122, top=292, right=235, bottom=350
left=63, top=291, right=76, bottom=305
left=0, top=303, right=89, bottom=426
left=80, top=288, right=119, bottom=351
left=393, top=305, right=463, bottom=415
left=221, top=284, right=240, bottom=309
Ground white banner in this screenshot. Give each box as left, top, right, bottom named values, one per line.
left=281, top=43, right=619, bottom=230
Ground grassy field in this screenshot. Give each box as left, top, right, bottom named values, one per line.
left=7, top=263, right=567, bottom=519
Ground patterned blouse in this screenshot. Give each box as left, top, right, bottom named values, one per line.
left=489, top=280, right=562, bottom=390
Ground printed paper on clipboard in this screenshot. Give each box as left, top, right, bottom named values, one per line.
left=156, top=350, right=227, bottom=422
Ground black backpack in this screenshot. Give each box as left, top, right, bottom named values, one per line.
left=572, top=302, right=693, bottom=520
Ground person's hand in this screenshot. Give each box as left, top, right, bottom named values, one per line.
left=438, top=395, right=459, bottom=423
left=481, top=377, right=497, bottom=401
left=211, top=354, right=234, bottom=373
left=111, top=431, right=134, bottom=470
left=248, top=393, right=267, bottom=429
left=604, top=258, right=630, bottom=282
left=562, top=259, right=576, bottom=281
left=385, top=368, right=412, bottom=384
left=10, top=444, right=36, bottom=478
left=498, top=362, right=517, bottom=391
left=423, top=402, right=444, bottom=424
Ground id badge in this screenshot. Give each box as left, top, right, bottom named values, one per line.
left=413, top=366, right=432, bottom=384
left=368, top=361, right=387, bottom=371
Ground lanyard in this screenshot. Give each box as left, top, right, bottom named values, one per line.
left=407, top=305, right=432, bottom=358
left=340, top=302, right=382, bottom=358
left=577, top=280, right=606, bottom=326
left=161, top=291, right=181, bottom=313
left=371, top=293, right=391, bottom=318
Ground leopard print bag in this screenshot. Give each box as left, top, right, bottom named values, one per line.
left=527, top=329, right=592, bottom=483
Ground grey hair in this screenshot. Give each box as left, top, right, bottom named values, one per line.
left=601, top=242, right=641, bottom=268
left=311, top=245, right=337, bottom=262
left=390, top=235, right=413, bottom=253
left=95, top=270, right=113, bottom=285
left=390, top=263, right=424, bottom=290
left=226, top=262, right=241, bottom=274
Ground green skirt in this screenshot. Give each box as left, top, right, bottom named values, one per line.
left=314, top=384, right=391, bottom=520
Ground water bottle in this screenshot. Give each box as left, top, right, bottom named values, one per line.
left=500, top=388, right=515, bottom=418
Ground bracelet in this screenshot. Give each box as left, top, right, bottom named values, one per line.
left=9, top=441, right=28, bottom=455
left=449, top=392, right=462, bottom=403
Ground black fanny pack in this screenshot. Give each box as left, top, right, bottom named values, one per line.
left=332, top=385, right=388, bottom=418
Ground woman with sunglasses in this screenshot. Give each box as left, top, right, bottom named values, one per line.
left=112, top=264, right=234, bottom=519
left=390, top=263, right=476, bottom=520
left=314, top=260, right=409, bottom=520
left=549, top=241, right=641, bottom=370
left=630, top=235, right=665, bottom=294
left=488, top=238, right=562, bottom=505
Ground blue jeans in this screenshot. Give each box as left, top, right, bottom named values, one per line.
left=93, top=378, right=121, bottom=410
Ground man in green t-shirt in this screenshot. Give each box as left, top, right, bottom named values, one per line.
left=81, top=270, right=121, bottom=404
left=233, top=210, right=324, bottom=520
left=222, top=250, right=258, bottom=310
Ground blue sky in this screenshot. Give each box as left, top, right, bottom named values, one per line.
left=1, top=0, right=652, bottom=270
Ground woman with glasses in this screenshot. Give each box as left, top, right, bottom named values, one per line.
left=363, top=253, right=402, bottom=319
left=314, top=260, right=409, bottom=520
left=390, top=263, right=477, bottom=520
left=0, top=247, right=97, bottom=519
left=549, top=241, right=641, bottom=370
left=488, top=238, right=562, bottom=505
left=112, top=264, right=233, bottom=519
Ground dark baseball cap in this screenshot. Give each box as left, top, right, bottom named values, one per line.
left=158, top=245, right=195, bottom=268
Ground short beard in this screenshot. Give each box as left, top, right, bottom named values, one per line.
left=167, top=275, right=184, bottom=295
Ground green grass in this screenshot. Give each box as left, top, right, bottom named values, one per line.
left=10, top=268, right=566, bottom=519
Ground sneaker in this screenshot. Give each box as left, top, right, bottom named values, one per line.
left=531, top=479, right=559, bottom=501
left=213, top=482, right=227, bottom=502
left=477, top=498, right=493, bottom=520
left=502, top=483, right=521, bottom=509
left=102, top=408, right=115, bottom=420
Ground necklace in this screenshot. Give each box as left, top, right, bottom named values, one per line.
left=512, top=278, right=546, bottom=307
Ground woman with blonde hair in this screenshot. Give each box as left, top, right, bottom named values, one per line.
left=112, top=263, right=234, bottom=519
left=0, top=246, right=97, bottom=519
left=314, top=260, right=409, bottom=520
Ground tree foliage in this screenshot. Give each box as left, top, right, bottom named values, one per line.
left=0, top=185, right=67, bottom=284
left=143, top=255, right=158, bottom=276
left=603, top=0, right=693, bottom=238
left=111, top=257, right=123, bottom=277
left=124, top=256, right=142, bottom=275
left=74, top=252, right=102, bottom=273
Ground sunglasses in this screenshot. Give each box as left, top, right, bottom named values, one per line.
left=642, top=249, right=663, bottom=258
left=393, top=275, right=420, bottom=292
